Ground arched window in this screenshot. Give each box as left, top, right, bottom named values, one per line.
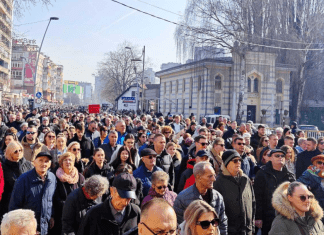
left=247, top=77, right=251, bottom=92
left=254, top=78, right=259, bottom=93
left=276, top=79, right=283, bottom=93
left=215, top=75, right=222, bottom=90
left=198, top=76, right=202, bottom=90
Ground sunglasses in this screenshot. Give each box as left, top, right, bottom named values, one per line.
left=317, top=161, right=324, bottom=165
left=14, top=149, right=23, bottom=154
left=26, top=131, right=35, bottom=135
left=319, top=142, right=324, bottom=145
left=146, top=156, right=157, bottom=160
left=47, top=135, right=55, bottom=139
left=217, top=144, right=225, bottom=147
left=164, top=132, right=171, bottom=134
left=232, top=159, right=243, bottom=164
left=199, top=142, right=208, bottom=146
left=72, top=148, right=81, bottom=152
left=264, top=140, right=269, bottom=142
left=156, top=185, right=167, bottom=190
left=274, top=154, right=285, bottom=158
left=196, top=218, right=219, bottom=229
left=298, top=195, right=314, bottom=202
left=237, top=142, right=246, bottom=146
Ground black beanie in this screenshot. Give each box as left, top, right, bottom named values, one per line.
left=222, top=150, right=241, bottom=167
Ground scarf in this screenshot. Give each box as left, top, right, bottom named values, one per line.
left=56, top=167, right=79, bottom=184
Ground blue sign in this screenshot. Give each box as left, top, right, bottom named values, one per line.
left=122, top=97, right=136, bottom=103
left=36, top=92, right=42, bottom=99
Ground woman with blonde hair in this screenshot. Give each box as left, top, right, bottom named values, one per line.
left=50, top=133, right=67, bottom=169
left=281, top=145, right=296, bottom=174
left=53, top=152, right=85, bottom=233
left=43, top=130, right=56, bottom=151
left=181, top=200, right=220, bottom=235
left=0, top=141, right=33, bottom=218
left=166, top=142, right=182, bottom=186
left=67, top=141, right=85, bottom=173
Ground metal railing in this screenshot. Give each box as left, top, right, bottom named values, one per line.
left=305, top=131, right=324, bottom=139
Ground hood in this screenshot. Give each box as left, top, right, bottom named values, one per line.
left=187, top=158, right=196, bottom=169
left=220, top=163, right=243, bottom=177
left=272, top=182, right=323, bottom=221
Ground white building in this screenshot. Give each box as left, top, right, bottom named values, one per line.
left=115, top=85, right=139, bottom=111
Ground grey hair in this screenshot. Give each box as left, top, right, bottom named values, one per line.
left=116, top=120, right=125, bottom=126
left=298, top=137, right=307, bottom=145
left=20, top=122, right=28, bottom=128
left=275, top=127, right=283, bottom=133
left=193, top=162, right=212, bottom=178
left=152, top=171, right=169, bottom=185
left=84, top=175, right=109, bottom=197
left=109, top=130, right=118, bottom=136
left=1, top=209, right=37, bottom=234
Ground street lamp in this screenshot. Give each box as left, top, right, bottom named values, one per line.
left=32, top=17, right=59, bottom=110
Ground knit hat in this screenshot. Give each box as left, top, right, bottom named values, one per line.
left=222, top=150, right=241, bottom=167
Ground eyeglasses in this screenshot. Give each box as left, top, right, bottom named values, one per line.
left=72, top=148, right=81, bottom=152
left=199, top=142, right=208, bottom=146
left=217, top=144, right=225, bottom=147
left=273, top=154, right=285, bottom=158
left=14, top=149, right=23, bottom=154
left=319, top=142, right=324, bottom=145
left=298, top=194, right=314, bottom=202
left=164, top=132, right=171, bottom=134
left=264, top=139, right=269, bottom=142
left=237, top=142, right=246, bottom=146
left=156, top=185, right=167, bottom=190
left=232, top=159, right=243, bottom=164
left=196, top=218, right=219, bottom=229
left=316, top=161, right=324, bottom=165
left=26, top=131, right=35, bottom=135
left=145, top=156, right=157, bottom=160
left=47, top=135, right=55, bottom=139
left=140, top=222, right=176, bottom=235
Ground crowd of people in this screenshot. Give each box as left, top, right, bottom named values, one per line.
left=0, top=106, right=324, bottom=235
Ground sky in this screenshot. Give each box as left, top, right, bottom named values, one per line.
left=13, top=0, right=188, bottom=86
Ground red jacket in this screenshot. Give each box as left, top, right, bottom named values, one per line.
left=177, top=159, right=196, bottom=193
left=0, top=162, right=4, bottom=201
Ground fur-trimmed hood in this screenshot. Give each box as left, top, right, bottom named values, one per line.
left=272, top=182, right=323, bottom=222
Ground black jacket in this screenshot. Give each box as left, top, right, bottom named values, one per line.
left=0, top=157, right=33, bottom=218
left=214, top=165, right=256, bottom=235
left=83, top=161, right=114, bottom=179
left=61, top=187, right=102, bottom=235
left=68, top=134, right=95, bottom=161
left=78, top=199, right=141, bottom=235
left=295, top=149, right=322, bottom=178
left=250, top=132, right=262, bottom=152
left=253, top=161, right=295, bottom=227
left=100, top=143, right=118, bottom=163
left=0, top=122, right=8, bottom=143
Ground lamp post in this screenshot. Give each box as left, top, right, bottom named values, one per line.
left=32, top=17, right=59, bottom=109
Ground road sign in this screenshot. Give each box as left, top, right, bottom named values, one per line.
left=35, top=98, right=42, bottom=104
left=89, top=104, right=100, bottom=114
left=36, top=92, right=42, bottom=99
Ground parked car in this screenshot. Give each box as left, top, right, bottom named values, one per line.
left=204, top=115, right=231, bottom=124
left=298, top=125, right=319, bottom=131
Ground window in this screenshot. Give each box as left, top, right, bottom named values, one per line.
left=176, top=80, right=178, bottom=93
left=164, top=82, right=166, bottom=94
left=183, top=79, right=185, bottom=91
left=215, top=75, right=222, bottom=90
left=247, top=77, right=251, bottom=92
left=198, top=76, right=202, bottom=90
left=131, top=91, right=136, bottom=97
left=254, top=78, right=259, bottom=93
left=189, top=77, right=193, bottom=106
left=176, top=99, right=179, bottom=112
left=183, top=99, right=185, bottom=113
left=276, top=79, right=283, bottom=93
left=170, top=81, right=172, bottom=93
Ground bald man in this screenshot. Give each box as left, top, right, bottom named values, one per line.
left=139, top=198, right=177, bottom=235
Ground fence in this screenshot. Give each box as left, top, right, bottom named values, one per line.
left=305, top=131, right=324, bottom=139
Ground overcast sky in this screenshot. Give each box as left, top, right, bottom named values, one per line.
left=13, top=0, right=188, bottom=86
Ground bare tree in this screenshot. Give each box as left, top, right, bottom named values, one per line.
left=97, top=41, right=150, bottom=104
left=175, top=0, right=324, bottom=122
left=13, top=0, right=53, bottom=18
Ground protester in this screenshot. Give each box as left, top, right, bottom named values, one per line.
left=269, top=181, right=324, bottom=235
left=9, top=152, right=56, bottom=235
left=84, top=148, right=114, bottom=178
left=209, top=137, right=225, bottom=174
left=296, top=137, right=307, bottom=153
left=100, top=130, right=120, bottom=163
left=0, top=131, right=17, bottom=159
left=281, top=145, right=296, bottom=174
left=50, top=134, right=67, bottom=168
left=0, top=209, right=37, bottom=235
left=0, top=142, right=33, bottom=218
left=43, top=130, right=56, bottom=151
left=85, top=120, right=101, bottom=148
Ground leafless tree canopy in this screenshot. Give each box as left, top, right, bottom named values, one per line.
left=175, top=0, right=324, bottom=121
left=97, top=41, right=149, bottom=104
left=13, top=0, right=53, bottom=18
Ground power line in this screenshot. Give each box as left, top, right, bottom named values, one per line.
left=132, top=0, right=182, bottom=17
left=111, top=0, right=324, bottom=51
left=14, top=19, right=49, bottom=27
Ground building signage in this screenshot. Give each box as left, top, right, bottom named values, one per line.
left=24, top=52, right=37, bottom=86
left=122, top=97, right=136, bottom=103
left=13, top=38, right=37, bottom=45
left=64, top=80, right=79, bottom=85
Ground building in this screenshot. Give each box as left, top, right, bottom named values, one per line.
left=143, top=84, right=160, bottom=112
left=79, top=82, right=93, bottom=105
left=115, top=84, right=139, bottom=111
left=94, top=75, right=111, bottom=105
left=143, top=68, right=159, bottom=84
left=155, top=51, right=294, bottom=127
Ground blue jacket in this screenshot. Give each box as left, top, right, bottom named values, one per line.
left=298, top=168, right=324, bottom=209
left=85, top=129, right=101, bottom=148
left=241, top=152, right=256, bottom=179
left=9, top=168, right=56, bottom=235
left=133, top=165, right=162, bottom=197
left=174, top=183, right=228, bottom=235
left=296, top=149, right=322, bottom=178
left=103, top=131, right=128, bottom=145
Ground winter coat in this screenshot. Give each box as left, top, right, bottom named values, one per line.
left=241, top=152, right=256, bottom=179
left=214, top=164, right=256, bottom=235
left=250, top=132, right=262, bottom=152
left=9, top=168, right=57, bottom=235
left=52, top=173, right=85, bottom=234
left=269, top=182, right=324, bottom=235
left=61, top=187, right=102, bottom=235
left=253, top=161, right=295, bottom=228
left=177, top=158, right=195, bottom=193
left=83, top=160, right=114, bottom=179
left=100, top=143, right=121, bottom=163
left=0, top=162, right=3, bottom=201
left=68, top=134, right=95, bottom=161
left=209, top=148, right=223, bottom=175
left=174, top=183, right=228, bottom=235
left=296, top=149, right=322, bottom=178
left=0, top=122, right=8, bottom=143
left=21, top=137, right=49, bottom=162
left=142, top=186, right=177, bottom=206
left=298, top=167, right=324, bottom=211
left=109, top=145, right=140, bottom=168
left=102, top=131, right=128, bottom=145
left=78, top=199, right=141, bottom=235
left=133, top=165, right=163, bottom=197
left=85, top=129, right=101, bottom=148
left=0, top=157, right=33, bottom=218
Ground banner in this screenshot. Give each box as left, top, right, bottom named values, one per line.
left=122, top=97, right=136, bottom=103
left=24, top=52, right=37, bottom=86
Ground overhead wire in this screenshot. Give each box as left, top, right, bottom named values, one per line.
left=111, top=0, right=324, bottom=51
left=13, top=19, right=49, bottom=27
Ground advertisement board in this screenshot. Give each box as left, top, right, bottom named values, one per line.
left=122, top=97, right=136, bottom=103
left=24, top=52, right=37, bottom=86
